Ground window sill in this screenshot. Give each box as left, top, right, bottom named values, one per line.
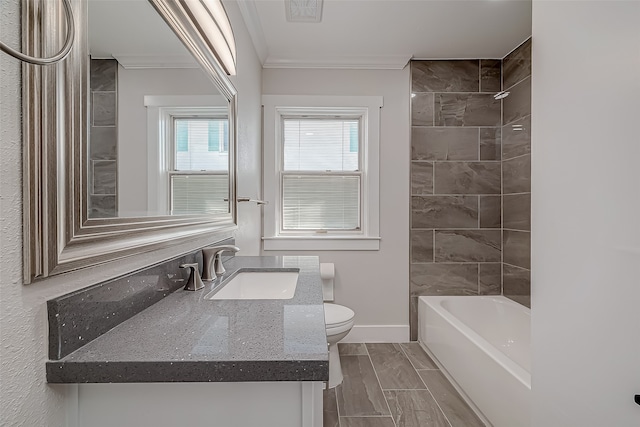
left=262, top=236, right=380, bottom=251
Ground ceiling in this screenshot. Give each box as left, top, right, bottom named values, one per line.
left=88, top=0, right=197, bottom=68
left=238, top=0, right=532, bottom=69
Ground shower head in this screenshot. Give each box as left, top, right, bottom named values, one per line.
left=494, top=91, right=510, bottom=100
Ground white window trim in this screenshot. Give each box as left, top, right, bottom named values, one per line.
left=144, top=95, right=227, bottom=214
left=262, top=95, right=382, bottom=251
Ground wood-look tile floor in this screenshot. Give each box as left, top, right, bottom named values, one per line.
left=324, top=343, right=486, bottom=427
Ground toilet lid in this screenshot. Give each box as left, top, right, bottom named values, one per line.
left=324, top=303, right=355, bottom=326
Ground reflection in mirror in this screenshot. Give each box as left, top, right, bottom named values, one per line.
left=23, top=0, right=237, bottom=283
left=87, top=0, right=230, bottom=218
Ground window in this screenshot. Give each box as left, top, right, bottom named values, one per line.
left=262, top=95, right=382, bottom=251
left=144, top=95, right=231, bottom=216
left=169, top=115, right=229, bottom=215
left=281, top=117, right=361, bottom=231
left=175, top=119, right=228, bottom=153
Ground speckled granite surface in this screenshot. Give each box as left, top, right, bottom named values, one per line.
left=46, top=256, right=329, bottom=383
left=48, top=237, right=235, bottom=360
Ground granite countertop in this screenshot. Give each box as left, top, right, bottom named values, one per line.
left=46, top=256, right=329, bottom=383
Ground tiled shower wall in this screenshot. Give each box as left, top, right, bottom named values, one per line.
left=502, top=39, right=532, bottom=307
left=409, top=59, right=503, bottom=340
left=88, top=59, right=118, bottom=218
left=409, top=39, right=532, bottom=338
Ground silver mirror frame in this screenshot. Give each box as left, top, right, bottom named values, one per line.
left=23, top=0, right=238, bottom=284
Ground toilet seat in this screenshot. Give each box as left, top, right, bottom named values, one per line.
left=324, top=303, right=355, bottom=336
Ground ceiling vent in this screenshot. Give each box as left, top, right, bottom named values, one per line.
left=285, top=0, right=324, bottom=23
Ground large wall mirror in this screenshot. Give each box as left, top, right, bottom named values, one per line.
left=23, top=0, right=238, bottom=283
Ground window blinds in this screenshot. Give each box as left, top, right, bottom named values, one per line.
left=281, top=118, right=361, bottom=231
left=171, top=174, right=229, bottom=215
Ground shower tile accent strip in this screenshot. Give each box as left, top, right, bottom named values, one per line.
left=410, top=59, right=503, bottom=339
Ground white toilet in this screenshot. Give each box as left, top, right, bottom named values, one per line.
left=321, top=263, right=355, bottom=389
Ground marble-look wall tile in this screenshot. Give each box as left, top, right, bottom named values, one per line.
left=384, top=390, right=449, bottom=426
left=410, top=263, right=479, bottom=296
left=504, top=193, right=531, bottom=230
left=409, top=52, right=532, bottom=324
left=479, top=195, right=501, bottom=228
left=88, top=195, right=116, bottom=218
left=503, top=154, right=531, bottom=194
left=435, top=93, right=501, bottom=127
left=503, top=76, right=531, bottom=126
left=503, top=38, right=532, bottom=90
left=411, top=196, right=478, bottom=229
left=411, top=230, right=433, bottom=263
left=92, top=92, right=117, bottom=127
left=480, top=127, right=501, bottom=160
left=435, top=230, right=501, bottom=262
left=409, top=297, right=418, bottom=341
left=503, top=230, right=531, bottom=269
left=92, top=160, right=117, bottom=195
left=434, top=162, right=501, bottom=194
left=503, top=264, right=531, bottom=308
left=90, top=59, right=117, bottom=91
left=502, top=39, right=531, bottom=307
left=502, top=115, right=531, bottom=160
left=507, top=294, right=531, bottom=308
left=479, top=263, right=502, bottom=295
left=411, top=93, right=434, bottom=126
left=480, top=59, right=501, bottom=93
left=89, top=58, right=118, bottom=218
left=89, top=126, right=117, bottom=160
left=411, top=127, right=479, bottom=161
left=412, top=60, right=479, bottom=92
left=411, top=162, right=433, bottom=194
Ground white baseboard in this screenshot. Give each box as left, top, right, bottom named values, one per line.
left=340, top=325, right=410, bottom=343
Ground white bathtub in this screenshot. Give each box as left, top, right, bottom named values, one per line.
left=418, top=295, right=530, bottom=427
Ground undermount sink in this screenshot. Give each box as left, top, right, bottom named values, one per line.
left=206, top=271, right=299, bottom=300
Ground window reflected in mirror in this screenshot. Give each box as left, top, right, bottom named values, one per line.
left=87, top=0, right=230, bottom=219
left=170, top=116, right=229, bottom=215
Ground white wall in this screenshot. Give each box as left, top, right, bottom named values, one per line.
left=225, top=0, right=263, bottom=256
left=0, top=0, right=262, bottom=425
left=1, top=1, right=67, bottom=424
left=262, top=68, right=411, bottom=339
left=531, top=1, right=640, bottom=426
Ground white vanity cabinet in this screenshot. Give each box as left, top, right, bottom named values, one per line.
left=48, top=257, right=329, bottom=427
left=68, top=381, right=323, bottom=427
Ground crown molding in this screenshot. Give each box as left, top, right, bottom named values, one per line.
left=236, top=0, right=268, bottom=64
left=262, top=55, right=412, bottom=70
left=111, top=54, right=199, bottom=69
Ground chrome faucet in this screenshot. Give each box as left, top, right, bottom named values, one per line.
left=201, top=245, right=240, bottom=281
